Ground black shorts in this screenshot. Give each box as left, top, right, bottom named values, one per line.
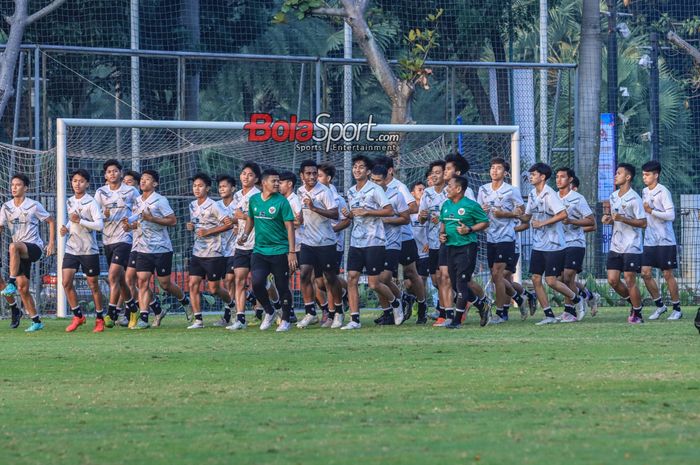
left=300, top=244, right=339, bottom=276
left=347, top=246, right=384, bottom=276
left=486, top=241, right=516, bottom=268
left=127, top=250, right=139, bottom=269
left=416, top=257, right=430, bottom=277
left=428, top=249, right=440, bottom=275
left=225, top=256, right=237, bottom=275
left=607, top=252, right=642, bottom=273
left=62, top=253, right=101, bottom=277
left=399, top=239, right=418, bottom=266
left=337, top=250, right=344, bottom=271
left=507, top=253, right=520, bottom=274
left=438, top=244, right=449, bottom=268
left=447, top=243, right=477, bottom=287
left=563, top=247, right=586, bottom=273
left=232, top=248, right=253, bottom=269
left=642, top=245, right=678, bottom=270
left=135, top=252, right=173, bottom=277
left=17, top=242, right=42, bottom=279
left=383, top=248, right=401, bottom=276
left=104, top=242, right=131, bottom=269
left=190, top=256, right=226, bottom=281
left=529, top=249, right=566, bottom=277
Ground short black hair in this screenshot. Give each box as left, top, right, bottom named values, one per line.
left=427, top=160, right=446, bottom=179
left=352, top=154, right=374, bottom=169
left=451, top=175, right=469, bottom=193
left=373, top=155, right=394, bottom=169
left=261, top=169, right=279, bottom=181
left=191, top=172, right=212, bottom=187
left=528, top=162, right=552, bottom=180
left=141, top=169, right=159, bottom=183
left=279, top=171, right=297, bottom=186
left=318, top=163, right=336, bottom=180
left=617, top=163, right=636, bottom=180
left=371, top=164, right=388, bottom=178
left=490, top=157, right=510, bottom=172
left=242, top=162, right=261, bottom=179
left=70, top=169, right=90, bottom=183
left=11, top=173, right=30, bottom=188
left=556, top=167, right=575, bottom=178
left=124, top=170, right=141, bottom=183
left=103, top=159, right=122, bottom=173
left=216, top=174, right=236, bottom=187
left=642, top=160, right=661, bottom=175
left=572, top=176, right=580, bottom=188
left=444, top=152, right=469, bottom=174
left=299, top=159, right=317, bottom=174
left=410, top=180, right=425, bottom=191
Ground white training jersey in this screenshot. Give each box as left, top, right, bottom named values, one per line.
left=525, top=184, right=566, bottom=252
left=232, top=186, right=260, bottom=251
left=346, top=180, right=390, bottom=248
left=65, top=194, right=103, bottom=255
left=298, top=182, right=337, bottom=247
left=642, top=183, right=676, bottom=247
left=560, top=190, right=593, bottom=249
left=609, top=188, right=645, bottom=254
left=216, top=199, right=237, bottom=257
left=466, top=187, right=476, bottom=202
left=0, top=198, right=50, bottom=249
left=410, top=212, right=429, bottom=259
left=131, top=192, right=174, bottom=254
left=476, top=182, right=524, bottom=244
left=286, top=192, right=302, bottom=252
left=189, top=197, right=229, bottom=258
left=419, top=185, right=448, bottom=250
left=384, top=184, right=409, bottom=250
left=331, top=185, right=347, bottom=252
left=94, top=184, right=140, bottom=245
left=387, top=178, right=415, bottom=242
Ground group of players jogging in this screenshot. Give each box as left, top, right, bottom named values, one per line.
left=1, top=153, right=699, bottom=334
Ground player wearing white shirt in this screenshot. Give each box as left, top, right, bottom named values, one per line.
left=341, top=155, right=398, bottom=330
left=184, top=173, right=234, bottom=329
left=371, top=165, right=409, bottom=326
left=639, top=161, right=683, bottom=321
left=121, top=171, right=145, bottom=328
left=556, top=168, right=596, bottom=321
left=0, top=174, right=55, bottom=332
left=60, top=169, right=105, bottom=333
left=602, top=163, right=647, bottom=324
left=230, top=163, right=261, bottom=323
left=477, top=157, right=525, bottom=324
left=124, top=169, right=190, bottom=329
left=213, top=174, right=239, bottom=328
left=409, top=180, right=430, bottom=324
left=278, top=171, right=303, bottom=324
left=520, top=163, right=584, bottom=325
left=94, top=159, right=140, bottom=328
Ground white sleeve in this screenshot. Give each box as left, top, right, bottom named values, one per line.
left=398, top=183, right=414, bottom=208
left=158, top=197, right=175, bottom=217
left=579, top=197, right=593, bottom=218
left=94, top=188, right=105, bottom=208
left=396, top=192, right=409, bottom=214
left=322, top=188, right=337, bottom=210
left=35, top=202, right=51, bottom=221
left=512, top=188, right=525, bottom=207
left=547, top=191, right=566, bottom=215
left=80, top=200, right=104, bottom=231
left=476, top=186, right=485, bottom=205
left=653, top=189, right=675, bottom=221
left=524, top=193, right=533, bottom=215
left=632, top=196, right=646, bottom=220
left=374, top=186, right=390, bottom=208
left=0, top=205, right=7, bottom=226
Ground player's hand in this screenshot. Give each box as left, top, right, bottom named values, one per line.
left=295, top=212, right=303, bottom=225
left=237, top=232, right=249, bottom=246
left=643, top=202, right=652, bottom=214
left=45, top=242, right=55, bottom=256
left=513, top=206, right=524, bottom=217
left=481, top=203, right=490, bottom=213
left=196, top=228, right=207, bottom=238
left=422, top=244, right=429, bottom=253
left=234, top=209, right=247, bottom=220
left=141, top=211, right=154, bottom=222
left=103, top=208, right=111, bottom=219
left=351, top=208, right=367, bottom=217
left=456, top=221, right=470, bottom=235
left=223, top=216, right=233, bottom=227
left=60, top=225, right=68, bottom=236
left=492, top=208, right=508, bottom=218
left=430, top=214, right=440, bottom=224
left=601, top=214, right=612, bottom=225
left=302, top=195, right=313, bottom=209
left=562, top=217, right=571, bottom=225
left=288, top=252, right=298, bottom=272
left=418, top=210, right=429, bottom=221
left=531, top=220, right=544, bottom=229
left=186, top=222, right=194, bottom=231
left=611, top=213, right=624, bottom=222
left=342, top=207, right=352, bottom=219
left=121, top=218, right=131, bottom=232
left=69, top=213, right=80, bottom=223
left=439, top=233, right=447, bottom=243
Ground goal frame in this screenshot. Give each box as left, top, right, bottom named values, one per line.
left=56, top=118, right=521, bottom=318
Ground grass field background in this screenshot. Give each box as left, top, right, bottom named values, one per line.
left=1, top=307, right=698, bottom=465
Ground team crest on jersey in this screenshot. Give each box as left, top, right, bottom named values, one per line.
left=268, top=206, right=276, bottom=215
left=458, top=208, right=465, bottom=215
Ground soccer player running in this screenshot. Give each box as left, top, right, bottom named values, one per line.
left=409, top=180, right=430, bottom=324
left=601, top=163, right=647, bottom=324
left=439, top=176, right=489, bottom=329
left=371, top=164, right=409, bottom=326
left=639, top=161, right=683, bottom=321
left=477, top=157, right=525, bottom=324
left=124, top=169, right=191, bottom=329
left=295, top=160, right=342, bottom=328
left=94, top=159, right=140, bottom=329
left=341, top=155, right=397, bottom=330
left=556, top=167, right=596, bottom=321
left=520, top=163, right=584, bottom=325
left=279, top=171, right=303, bottom=323
left=185, top=173, right=234, bottom=329
left=0, top=174, right=56, bottom=332
left=121, top=170, right=143, bottom=327
left=213, top=174, right=238, bottom=328
left=238, top=169, right=297, bottom=332
left=61, top=169, right=105, bottom=332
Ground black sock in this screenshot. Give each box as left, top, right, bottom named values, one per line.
left=195, top=313, right=203, bottom=321
left=223, top=304, right=232, bottom=322
left=391, top=298, right=400, bottom=309
left=351, top=313, right=360, bottom=324
left=108, top=304, right=118, bottom=320
left=473, top=297, right=485, bottom=311
left=437, top=305, right=446, bottom=319
left=578, top=287, right=587, bottom=299
left=320, top=302, right=329, bottom=314
left=328, top=310, right=336, bottom=320
left=446, top=308, right=454, bottom=320
left=150, top=300, right=162, bottom=316
left=383, top=308, right=392, bottom=317
left=237, top=312, right=246, bottom=324
left=564, top=304, right=576, bottom=316
left=8, top=276, right=16, bottom=285
left=544, top=307, right=555, bottom=318
left=96, top=310, right=104, bottom=320
left=179, top=296, right=190, bottom=307
left=10, top=302, right=20, bottom=315
left=502, top=305, right=510, bottom=317
left=654, top=297, right=664, bottom=308
left=304, top=303, right=317, bottom=316
left=672, top=301, right=681, bottom=312
left=334, top=303, right=344, bottom=315
left=513, top=292, right=524, bottom=307
left=417, top=299, right=427, bottom=316
left=454, top=309, right=465, bottom=323
left=695, top=309, right=700, bottom=322
left=633, top=307, right=643, bottom=317
left=572, top=295, right=581, bottom=305
left=72, top=306, right=83, bottom=318
left=140, top=311, right=149, bottom=323
left=272, top=299, right=282, bottom=311
left=31, top=315, right=41, bottom=323
left=496, top=307, right=504, bottom=317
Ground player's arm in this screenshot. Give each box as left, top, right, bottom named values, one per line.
left=146, top=214, right=177, bottom=227
left=334, top=218, right=351, bottom=232
left=306, top=192, right=339, bottom=219
left=406, top=200, right=418, bottom=215
left=45, top=216, right=57, bottom=256
left=237, top=214, right=255, bottom=245
left=613, top=215, right=646, bottom=228
left=514, top=222, right=529, bottom=232
left=79, top=202, right=104, bottom=231
left=439, top=221, right=447, bottom=243
left=384, top=208, right=410, bottom=226
left=568, top=214, right=596, bottom=228
left=417, top=196, right=430, bottom=224
left=285, top=220, right=298, bottom=271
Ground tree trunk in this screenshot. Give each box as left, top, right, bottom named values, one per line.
left=491, top=29, right=512, bottom=125
left=0, top=3, right=29, bottom=122
left=181, top=0, right=201, bottom=121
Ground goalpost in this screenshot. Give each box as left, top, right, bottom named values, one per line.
left=55, top=118, right=521, bottom=318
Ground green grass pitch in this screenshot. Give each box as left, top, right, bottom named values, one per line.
left=1, top=307, right=698, bottom=465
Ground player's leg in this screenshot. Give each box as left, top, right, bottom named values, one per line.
left=251, top=254, right=275, bottom=330
left=83, top=255, right=105, bottom=333
left=270, top=254, right=293, bottom=332
left=187, top=274, right=204, bottom=329
left=642, top=265, right=665, bottom=319
left=2, top=241, right=30, bottom=297
left=0, top=275, right=21, bottom=328
left=663, top=269, right=682, bottom=319
left=62, top=257, right=86, bottom=332
left=154, top=253, right=190, bottom=322
left=345, top=270, right=361, bottom=329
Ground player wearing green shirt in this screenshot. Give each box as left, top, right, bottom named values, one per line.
left=439, top=176, right=489, bottom=328
left=238, top=169, right=298, bottom=332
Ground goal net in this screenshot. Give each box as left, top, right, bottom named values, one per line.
left=2, top=120, right=523, bottom=317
